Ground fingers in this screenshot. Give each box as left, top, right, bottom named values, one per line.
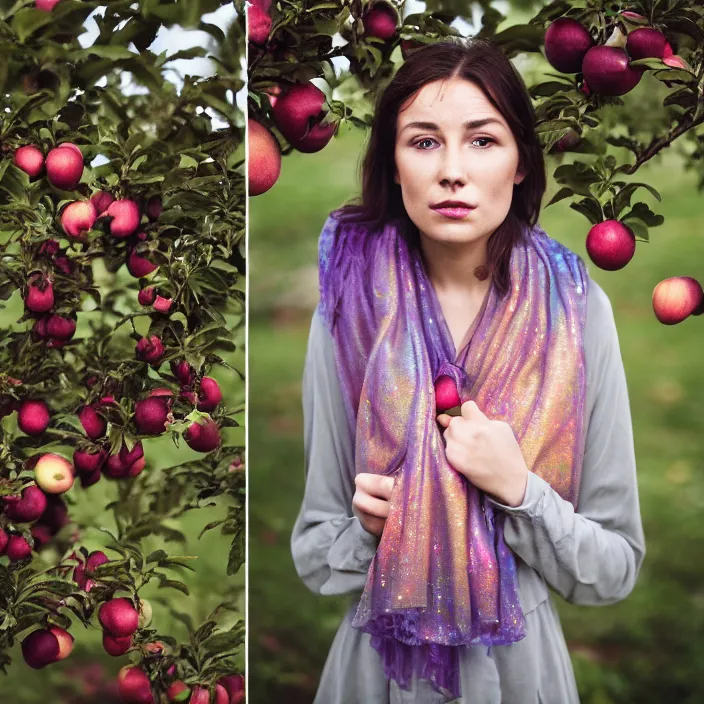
left=355, top=473, right=394, bottom=500
left=352, top=490, right=390, bottom=519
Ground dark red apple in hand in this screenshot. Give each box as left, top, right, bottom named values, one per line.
left=272, top=82, right=336, bottom=153
left=46, top=146, right=83, bottom=190
left=362, top=1, right=399, bottom=40
left=434, top=375, right=461, bottom=412
left=581, top=46, right=642, bottom=96
left=626, top=27, right=672, bottom=60
left=652, top=276, right=704, bottom=325
left=14, top=145, right=44, bottom=178
left=248, top=119, right=281, bottom=196
left=544, top=18, right=595, bottom=73
left=586, top=220, right=636, bottom=270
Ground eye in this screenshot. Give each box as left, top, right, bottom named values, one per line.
left=412, top=136, right=496, bottom=150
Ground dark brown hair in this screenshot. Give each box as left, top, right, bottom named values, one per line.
left=336, top=36, right=546, bottom=297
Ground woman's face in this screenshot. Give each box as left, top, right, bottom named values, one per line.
left=394, top=77, right=525, bottom=249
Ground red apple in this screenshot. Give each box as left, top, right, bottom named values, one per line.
left=90, top=190, right=114, bottom=215
left=581, top=46, right=642, bottom=96
left=362, top=1, right=399, bottom=41
left=78, top=404, right=107, bottom=439
left=118, top=666, right=155, bottom=704
left=134, top=396, right=170, bottom=435
left=652, top=276, right=704, bottom=325
left=190, top=687, right=211, bottom=704
left=46, top=313, right=77, bottom=341
left=167, top=680, right=189, bottom=701
left=36, top=0, right=61, bottom=10
left=171, top=360, right=195, bottom=386
left=626, top=27, right=672, bottom=60
left=60, top=200, right=97, bottom=239
left=80, top=468, right=102, bottom=488
left=49, top=626, right=74, bottom=661
left=18, top=399, right=51, bottom=436
left=248, top=119, right=282, bottom=196
left=213, top=684, right=229, bottom=704
left=6, top=534, right=32, bottom=561
left=0, top=529, right=8, bottom=554
left=586, top=220, right=636, bottom=270
left=153, top=295, right=172, bottom=313
left=138, top=286, right=156, bottom=306
left=272, top=82, right=336, bottom=153
left=99, top=597, right=139, bottom=637
left=400, top=39, right=423, bottom=60
left=544, top=18, right=595, bottom=74
left=218, top=675, right=245, bottom=704
left=106, top=199, right=141, bottom=238
left=197, top=377, right=222, bottom=412
left=34, top=453, right=74, bottom=494
left=434, top=375, right=461, bottom=412
left=14, top=145, right=44, bottom=178
left=21, top=629, right=60, bottom=669
left=185, top=418, right=221, bottom=453
left=3, top=485, right=48, bottom=523
left=127, top=247, right=159, bottom=277
left=103, top=632, right=133, bottom=656
left=46, top=146, right=83, bottom=190
left=248, top=4, right=272, bottom=45
left=25, top=273, right=54, bottom=313
left=136, top=335, right=165, bottom=365
left=552, top=129, right=581, bottom=153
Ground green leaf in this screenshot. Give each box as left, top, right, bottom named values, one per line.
left=545, top=187, right=574, bottom=207
left=77, top=46, right=137, bottom=61
left=11, top=8, right=54, bottom=43
left=622, top=202, right=664, bottom=228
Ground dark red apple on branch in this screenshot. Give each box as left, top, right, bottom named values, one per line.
left=127, top=247, right=159, bottom=277
left=136, top=335, right=165, bottom=364
left=652, top=276, right=704, bottom=325
left=99, top=597, right=139, bottom=637
left=117, top=666, right=155, bottom=704
left=248, top=119, right=282, bottom=196
left=581, top=46, right=642, bottom=96
left=18, top=399, right=51, bottom=436
left=78, top=404, right=107, bottom=439
left=362, top=1, right=399, bottom=40
left=103, top=633, right=133, bottom=656
left=61, top=201, right=97, bottom=239
left=248, top=3, right=272, bottom=46
left=90, top=190, right=114, bottom=216
left=14, top=145, right=44, bottom=178
left=46, top=145, right=83, bottom=190
left=272, top=82, right=336, bottom=153
left=544, top=18, right=595, bottom=73
left=626, top=27, right=673, bottom=60
left=586, top=220, right=636, bottom=270
left=134, top=396, right=170, bottom=435
left=6, top=534, right=32, bottom=561
left=25, top=273, right=54, bottom=313
left=3, top=485, right=47, bottom=523
left=196, top=377, right=222, bottom=412
left=36, top=0, right=61, bottom=11
left=185, top=417, right=221, bottom=453
left=106, top=199, right=141, bottom=238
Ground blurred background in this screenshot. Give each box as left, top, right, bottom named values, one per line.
left=249, top=5, right=704, bottom=704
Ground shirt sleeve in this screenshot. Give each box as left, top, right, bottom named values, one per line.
left=290, top=305, right=380, bottom=596
left=486, top=279, right=646, bottom=606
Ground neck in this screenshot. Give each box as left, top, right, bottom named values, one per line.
left=418, top=231, right=492, bottom=295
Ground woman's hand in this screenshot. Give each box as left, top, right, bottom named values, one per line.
left=352, top=473, right=395, bottom=538
left=436, top=400, right=529, bottom=507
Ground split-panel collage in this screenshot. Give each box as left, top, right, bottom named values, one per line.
left=0, top=0, right=703, bottom=702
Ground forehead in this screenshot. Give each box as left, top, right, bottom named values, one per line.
left=397, top=78, right=506, bottom=128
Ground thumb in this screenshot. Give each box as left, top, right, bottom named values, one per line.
left=436, top=413, right=452, bottom=428
left=461, top=400, right=485, bottom=420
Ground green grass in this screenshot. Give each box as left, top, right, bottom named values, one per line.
left=249, top=125, right=704, bottom=703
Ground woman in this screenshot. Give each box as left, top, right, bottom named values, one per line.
left=291, top=37, right=645, bottom=704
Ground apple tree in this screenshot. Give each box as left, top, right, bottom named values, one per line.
left=0, top=1, right=246, bottom=702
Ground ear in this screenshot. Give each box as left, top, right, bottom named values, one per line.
left=514, top=166, right=526, bottom=186
left=394, top=167, right=400, bottom=185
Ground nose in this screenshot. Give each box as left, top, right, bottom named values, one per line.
left=438, top=143, right=465, bottom=188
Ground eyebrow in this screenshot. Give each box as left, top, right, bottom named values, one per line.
left=400, top=118, right=505, bottom=133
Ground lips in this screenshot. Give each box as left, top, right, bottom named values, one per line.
left=431, top=200, right=476, bottom=209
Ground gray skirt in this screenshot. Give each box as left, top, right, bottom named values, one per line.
left=313, top=595, right=579, bottom=704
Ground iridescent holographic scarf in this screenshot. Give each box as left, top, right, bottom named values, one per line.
left=317, top=211, right=589, bottom=699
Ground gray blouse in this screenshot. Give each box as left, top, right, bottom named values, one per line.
left=290, top=276, right=646, bottom=704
